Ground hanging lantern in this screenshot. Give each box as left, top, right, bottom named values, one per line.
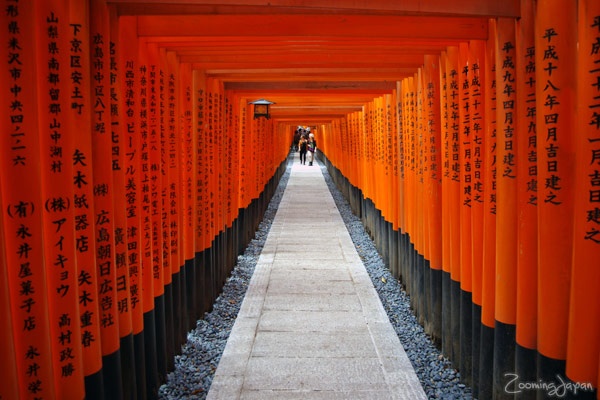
left=249, top=98, right=275, bottom=119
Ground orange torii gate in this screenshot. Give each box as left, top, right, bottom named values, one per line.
left=0, top=1, right=288, bottom=398
left=1, top=1, right=599, bottom=399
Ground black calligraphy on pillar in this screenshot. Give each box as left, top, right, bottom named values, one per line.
left=160, top=69, right=170, bottom=273
left=3, top=2, right=47, bottom=393
left=69, top=23, right=84, bottom=115
left=488, top=62, right=498, bottom=215
left=168, top=73, right=178, bottom=257
left=416, top=93, right=424, bottom=184
left=427, top=82, right=439, bottom=181
left=110, top=41, right=130, bottom=319
left=223, top=90, right=232, bottom=223
left=124, top=59, right=140, bottom=310
left=11, top=200, right=41, bottom=394
left=390, top=100, right=399, bottom=181
left=462, top=61, right=472, bottom=207
left=148, top=65, right=162, bottom=280
left=584, top=15, right=600, bottom=244
left=386, top=101, right=393, bottom=179
left=524, top=45, right=538, bottom=206
left=379, top=106, right=385, bottom=166
left=91, top=30, right=116, bottom=330
left=45, top=10, right=78, bottom=379
left=70, top=22, right=97, bottom=351
left=408, top=89, right=416, bottom=176
left=96, top=209, right=114, bottom=329
left=92, top=33, right=107, bottom=134
left=449, top=68, right=461, bottom=183
left=500, top=40, right=517, bottom=180
left=471, top=61, right=484, bottom=205
left=110, top=41, right=121, bottom=172
left=441, top=70, right=450, bottom=180
left=7, top=0, right=27, bottom=167
left=540, top=28, right=562, bottom=205
left=205, top=91, right=214, bottom=238
left=196, top=87, right=207, bottom=234
left=183, top=84, right=193, bottom=243
left=139, top=64, right=153, bottom=270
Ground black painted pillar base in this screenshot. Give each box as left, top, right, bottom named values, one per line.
left=479, top=323, right=494, bottom=400
left=163, top=282, right=175, bottom=371
left=143, top=310, right=159, bottom=398
left=428, top=267, right=442, bottom=346
left=154, top=293, right=167, bottom=381
left=102, top=350, right=124, bottom=400
left=84, top=367, right=105, bottom=400
left=536, top=353, right=597, bottom=400
left=119, top=333, right=137, bottom=400
left=472, top=303, right=482, bottom=398
left=133, top=330, right=147, bottom=400
left=493, top=320, right=516, bottom=400
left=459, top=289, right=473, bottom=387
left=450, top=278, right=461, bottom=367
left=441, top=271, right=452, bottom=360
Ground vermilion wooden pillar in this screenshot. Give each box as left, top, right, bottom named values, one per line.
left=535, top=0, right=577, bottom=386
left=414, top=71, right=427, bottom=325
left=166, top=49, right=185, bottom=356
left=146, top=40, right=169, bottom=382
left=396, top=80, right=408, bottom=289
left=179, top=61, right=196, bottom=332
left=89, top=0, right=124, bottom=397
left=137, top=37, right=161, bottom=397
left=193, top=68, right=210, bottom=317
left=468, top=39, right=486, bottom=394
left=70, top=0, right=105, bottom=396
left=514, top=0, right=538, bottom=394
left=458, top=41, right=474, bottom=386
left=566, top=0, right=600, bottom=388
left=445, top=45, right=462, bottom=367
left=478, top=18, right=498, bottom=400
left=439, top=50, right=453, bottom=361
left=119, top=16, right=149, bottom=399
left=494, top=17, right=519, bottom=399
left=401, top=76, right=416, bottom=307
left=424, top=54, right=443, bottom=344
left=112, top=11, right=137, bottom=399
left=36, top=1, right=86, bottom=398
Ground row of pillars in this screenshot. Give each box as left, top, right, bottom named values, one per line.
left=0, top=0, right=291, bottom=398
left=317, top=1, right=599, bottom=398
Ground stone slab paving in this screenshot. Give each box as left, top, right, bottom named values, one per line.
left=207, top=155, right=427, bottom=400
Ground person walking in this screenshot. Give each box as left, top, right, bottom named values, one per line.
left=298, top=134, right=308, bottom=165
left=292, top=128, right=301, bottom=152
left=307, top=134, right=317, bottom=166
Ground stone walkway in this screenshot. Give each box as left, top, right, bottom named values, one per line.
left=207, top=154, right=427, bottom=399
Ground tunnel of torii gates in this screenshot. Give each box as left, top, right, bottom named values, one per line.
left=0, top=0, right=600, bottom=399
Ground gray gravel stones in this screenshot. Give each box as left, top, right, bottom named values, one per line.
left=158, top=156, right=473, bottom=399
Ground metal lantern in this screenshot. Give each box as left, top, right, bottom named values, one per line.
left=249, top=99, right=275, bottom=119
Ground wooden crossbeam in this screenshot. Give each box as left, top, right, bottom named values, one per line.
left=136, top=14, right=488, bottom=40
left=109, top=1, right=514, bottom=125
left=110, top=0, right=520, bottom=18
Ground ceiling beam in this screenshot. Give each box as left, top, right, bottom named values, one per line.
left=225, top=81, right=397, bottom=91
left=107, top=1, right=518, bottom=126
left=110, top=0, right=520, bottom=18
left=204, top=68, right=418, bottom=82
left=136, top=14, right=488, bottom=40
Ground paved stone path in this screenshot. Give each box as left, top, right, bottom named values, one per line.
left=207, top=155, right=427, bottom=399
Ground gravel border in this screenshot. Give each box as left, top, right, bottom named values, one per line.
left=158, top=154, right=473, bottom=399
